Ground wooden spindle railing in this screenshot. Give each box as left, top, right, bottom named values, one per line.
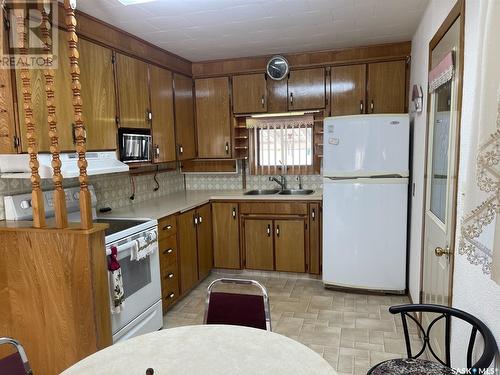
left=15, top=8, right=46, bottom=228
left=42, top=7, right=68, bottom=229
left=64, top=0, right=93, bottom=229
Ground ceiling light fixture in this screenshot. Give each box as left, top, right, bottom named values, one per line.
left=117, top=0, right=156, bottom=5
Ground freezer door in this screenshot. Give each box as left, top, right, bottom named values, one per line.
left=322, top=177, right=408, bottom=291
left=323, top=114, right=410, bottom=177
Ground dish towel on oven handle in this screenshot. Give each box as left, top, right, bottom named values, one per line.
left=108, top=246, right=125, bottom=314
left=131, top=230, right=158, bottom=261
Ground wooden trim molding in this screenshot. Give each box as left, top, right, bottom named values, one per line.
left=56, top=3, right=192, bottom=76
left=192, top=41, right=411, bottom=78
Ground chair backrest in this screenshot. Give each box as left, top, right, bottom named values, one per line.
left=0, top=337, right=32, bottom=375
left=203, top=278, right=272, bottom=331
left=389, top=304, right=497, bottom=371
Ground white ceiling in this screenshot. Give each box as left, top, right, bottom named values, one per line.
left=74, top=0, right=428, bottom=62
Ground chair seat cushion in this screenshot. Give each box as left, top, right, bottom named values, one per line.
left=0, top=352, right=27, bottom=375
left=369, top=358, right=458, bottom=375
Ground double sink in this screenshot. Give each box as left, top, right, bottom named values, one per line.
left=244, top=189, right=315, bottom=196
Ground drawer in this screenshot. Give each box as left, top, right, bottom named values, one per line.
left=161, top=263, right=179, bottom=292
left=158, top=215, right=177, bottom=239
left=159, top=235, right=178, bottom=267
left=162, top=283, right=179, bottom=311
left=239, top=202, right=308, bottom=215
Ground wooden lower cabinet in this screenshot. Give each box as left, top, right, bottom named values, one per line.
left=274, top=219, right=306, bottom=273
left=308, top=203, right=321, bottom=275
left=177, top=209, right=199, bottom=294
left=196, top=204, right=213, bottom=280
left=244, top=218, right=274, bottom=271
left=158, top=215, right=180, bottom=311
left=212, top=202, right=240, bottom=269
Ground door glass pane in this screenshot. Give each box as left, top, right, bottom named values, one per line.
left=429, top=81, right=452, bottom=223
left=119, top=256, right=152, bottom=298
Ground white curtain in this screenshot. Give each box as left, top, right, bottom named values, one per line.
left=458, top=0, right=500, bottom=283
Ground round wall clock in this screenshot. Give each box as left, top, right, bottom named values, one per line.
left=266, top=56, right=289, bottom=80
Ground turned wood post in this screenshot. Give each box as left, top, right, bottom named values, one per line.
left=42, top=6, right=68, bottom=229
left=15, top=8, right=46, bottom=228
left=64, top=0, right=93, bottom=229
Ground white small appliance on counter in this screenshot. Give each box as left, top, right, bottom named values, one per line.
left=322, top=114, right=409, bottom=293
left=4, top=186, right=163, bottom=343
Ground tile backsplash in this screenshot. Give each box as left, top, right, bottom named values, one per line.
left=0, top=170, right=184, bottom=220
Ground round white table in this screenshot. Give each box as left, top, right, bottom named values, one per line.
left=61, top=325, right=337, bottom=375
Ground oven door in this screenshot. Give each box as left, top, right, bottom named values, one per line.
left=108, top=235, right=162, bottom=334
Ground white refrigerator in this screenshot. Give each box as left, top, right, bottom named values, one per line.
left=322, top=114, right=409, bottom=292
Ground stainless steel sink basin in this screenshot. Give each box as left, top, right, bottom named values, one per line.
left=244, top=189, right=281, bottom=195
left=278, top=189, right=315, bottom=195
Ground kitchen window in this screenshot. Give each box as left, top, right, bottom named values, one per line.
left=247, top=115, right=318, bottom=175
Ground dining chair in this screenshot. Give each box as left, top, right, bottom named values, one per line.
left=204, top=278, right=272, bottom=331
left=0, top=337, right=33, bottom=375
left=368, top=304, right=498, bottom=375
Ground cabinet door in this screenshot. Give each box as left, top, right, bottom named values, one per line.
left=195, top=77, right=231, bottom=158
left=267, top=79, right=288, bottom=113
left=17, top=30, right=74, bottom=152
left=115, top=53, right=150, bottom=128
left=308, top=203, right=321, bottom=275
left=232, top=73, right=267, bottom=114
left=331, top=64, right=366, bottom=116
left=150, top=65, right=176, bottom=162
left=288, top=68, right=326, bottom=110
left=79, top=39, right=117, bottom=150
left=212, top=202, right=240, bottom=269
left=367, top=60, right=406, bottom=114
left=196, top=204, right=213, bottom=280
left=244, top=219, right=274, bottom=271
left=173, top=73, right=196, bottom=160
left=177, top=209, right=199, bottom=294
left=274, top=219, right=306, bottom=273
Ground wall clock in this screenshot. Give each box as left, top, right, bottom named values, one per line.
left=266, top=55, right=289, bottom=80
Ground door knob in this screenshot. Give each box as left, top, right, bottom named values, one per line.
left=434, top=246, right=452, bottom=257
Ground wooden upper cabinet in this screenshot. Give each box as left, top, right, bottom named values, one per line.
left=79, top=39, right=117, bottom=150
left=244, top=219, right=274, bottom=271
left=17, top=30, right=74, bottom=152
left=287, top=68, right=326, bottom=110
left=367, top=60, right=406, bottom=114
left=177, top=209, right=198, bottom=294
left=232, top=73, right=267, bottom=114
left=115, top=53, right=150, bottom=128
left=331, top=64, right=366, bottom=116
left=195, top=77, right=231, bottom=158
left=212, top=202, right=240, bottom=269
left=196, top=204, right=213, bottom=280
left=149, top=65, right=176, bottom=163
left=173, top=73, right=196, bottom=160
left=267, top=79, right=288, bottom=113
left=274, top=219, right=306, bottom=273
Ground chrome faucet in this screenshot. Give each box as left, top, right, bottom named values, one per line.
left=269, top=175, right=287, bottom=190
left=297, top=175, right=303, bottom=190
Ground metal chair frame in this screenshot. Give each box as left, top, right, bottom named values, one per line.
left=203, top=278, right=272, bottom=331
left=0, top=337, right=33, bottom=375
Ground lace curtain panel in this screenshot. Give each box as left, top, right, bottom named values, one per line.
left=458, top=0, right=500, bottom=283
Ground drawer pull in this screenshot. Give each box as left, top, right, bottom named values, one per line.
left=166, top=273, right=174, bottom=279
left=163, top=224, right=172, bottom=231
left=167, top=293, right=175, bottom=299
left=163, top=248, right=174, bottom=255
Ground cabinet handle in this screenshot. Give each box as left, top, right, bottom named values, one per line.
left=154, top=144, right=160, bottom=159
left=166, top=293, right=175, bottom=299
left=178, top=144, right=184, bottom=154
left=276, top=225, right=280, bottom=237
left=166, top=273, right=174, bottom=279
left=261, top=94, right=265, bottom=107
left=360, top=100, right=364, bottom=113
left=370, top=100, right=374, bottom=113
left=198, top=215, right=203, bottom=224
left=290, top=92, right=293, bottom=106
left=163, top=224, right=172, bottom=231
left=312, top=208, right=316, bottom=221
left=225, top=142, right=229, bottom=154
left=267, top=224, right=271, bottom=237
left=193, top=214, right=198, bottom=226
left=163, top=248, right=173, bottom=255
left=232, top=207, right=236, bottom=219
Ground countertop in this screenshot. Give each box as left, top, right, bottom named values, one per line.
left=99, top=189, right=322, bottom=220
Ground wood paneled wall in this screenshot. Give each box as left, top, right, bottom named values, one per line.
left=192, top=41, right=411, bottom=77
left=0, top=223, right=111, bottom=375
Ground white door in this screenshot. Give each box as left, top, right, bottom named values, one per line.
left=323, top=114, right=410, bottom=177
left=421, top=16, right=462, bottom=361
left=322, top=177, right=408, bottom=291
